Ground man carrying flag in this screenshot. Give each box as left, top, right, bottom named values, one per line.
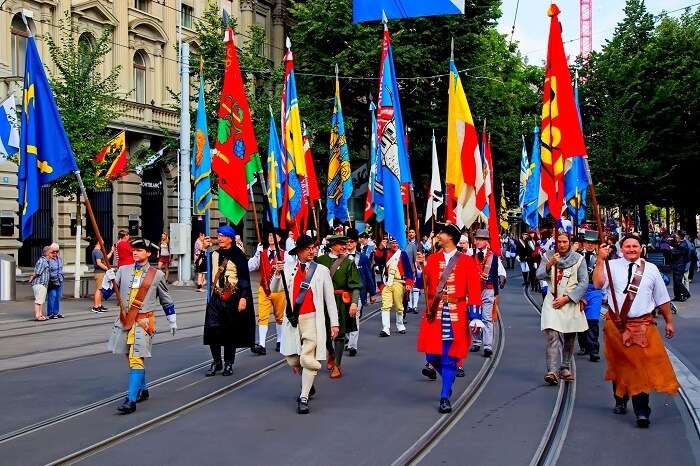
left=327, top=67, right=353, bottom=227
left=212, top=24, right=261, bottom=225
left=18, top=30, right=78, bottom=239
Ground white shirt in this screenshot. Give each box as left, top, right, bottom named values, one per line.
left=467, top=247, right=507, bottom=277
left=601, top=258, right=670, bottom=318
left=443, top=248, right=457, bottom=263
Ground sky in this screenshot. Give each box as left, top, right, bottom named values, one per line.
left=495, top=0, right=697, bottom=64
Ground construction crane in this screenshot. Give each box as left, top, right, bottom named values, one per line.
left=580, top=0, right=592, bottom=58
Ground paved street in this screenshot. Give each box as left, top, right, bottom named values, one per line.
left=1, top=271, right=699, bottom=465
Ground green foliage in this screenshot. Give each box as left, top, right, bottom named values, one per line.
left=44, top=12, right=131, bottom=196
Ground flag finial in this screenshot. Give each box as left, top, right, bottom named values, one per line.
left=382, top=10, right=388, bottom=30
left=335, top=63, right=339, bottom=79
left=285, top=36, right=291, bottom=50
left=450, top=37, right=454, bottom=61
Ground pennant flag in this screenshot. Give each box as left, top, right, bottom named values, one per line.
left=518, top=135, right=529, bottom=209
left=522, top=126, right=545, bottom=227
left=445, top=56, right=482, bottom=228
left=0, top=95, right=20, bottom=158
left=302, top=124, right=320, bottom=203
left=365, top=100, right=382, bottom=222
left=353, top=0, right=465, bottom=23
left=265, top=108, right=285, bottom=229
left=327, top=71, right=353, bottom=226
left=500, top=181, right=509, bottom=231
left=564, top=73, right=588, bottom=223
left=376, top=24, right=410, bottom=248
left=484, top=135, right=500, bottom=255
left=540, top=4, right=587, bottom=220
left=192, top=75, right=212, bottom=215
left=425, top=130, right=443, bottom=224
left=281, top=39, right=307, bottom=233
left=17, top=35, right=78, bottom=240
left=213, top=26, right=261, bottom=224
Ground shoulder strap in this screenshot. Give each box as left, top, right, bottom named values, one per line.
left=427, top=252, right=462, bottom=321
left=120, top=267, right=157, bottom=328
left=329, top=256, right=346, bottom=277
left=211, top=258, right=229, bottom=294
left=619, top=259, right=646, bottom=325
left=294, top=262, right=318, bottom=308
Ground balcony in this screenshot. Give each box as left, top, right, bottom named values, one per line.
left=114, top=99, right=180, bottom=135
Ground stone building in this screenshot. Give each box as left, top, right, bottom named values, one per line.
left=0, top=0, right=287, bottom=272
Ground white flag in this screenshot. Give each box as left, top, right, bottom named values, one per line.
left=425, top=131, right=443, bottom=222
left=0, top=95, right=20, bottom=158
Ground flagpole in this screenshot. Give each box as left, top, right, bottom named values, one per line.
left=74, top=171, right=125, bottom=315
left=249, top=186, right=262, bottom=244
left=409, top=184, right=423, bottom=253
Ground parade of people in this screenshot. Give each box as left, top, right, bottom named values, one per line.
left=3, top=1, right=699, bottom=463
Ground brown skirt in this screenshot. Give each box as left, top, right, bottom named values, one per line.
left=604, top=316, right=679, bottom=398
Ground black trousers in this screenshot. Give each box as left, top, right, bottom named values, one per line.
left=577, top=319, right=600, bottom=356
left=672, top=269, right=690, bottom=299
left=614, top=384, right=650, bottom=417
left=210, top=344, right=235, bottom=364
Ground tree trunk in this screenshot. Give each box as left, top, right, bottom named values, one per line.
left=638, top=202, right=649, bottom=244
left=683, top=207, right=697, bottom=238
left=665, top=206, right=670, bottom=233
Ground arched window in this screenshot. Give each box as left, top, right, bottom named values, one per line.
left=133, top=50, right=147, bottom=104
left=10, top=14, right=30, bottom=76
left=78, top=33, right=95, bottom=69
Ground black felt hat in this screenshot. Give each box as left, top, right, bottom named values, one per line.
left=289, top=234, right=315, bottom=255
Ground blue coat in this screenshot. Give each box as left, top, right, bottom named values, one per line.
left=583, top=284, right=603, bottom=320
left=351, top=252, right=376, bottom=305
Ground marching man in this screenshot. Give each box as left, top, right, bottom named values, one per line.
left=375, top=237, right=415, bottom=337
left=272, top=234, right=339, bottom=414
left=345, top=228, right=377, bottom=356
left=417, top=223, right=483, bottom=414
left=104, top=238, right=176, bottom=414
left=468, top=229, right=507, bottom=358
left=248, top=228, right=287, bottom=355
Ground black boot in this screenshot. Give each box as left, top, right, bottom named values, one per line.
left=205, top=361, right=222, bottom=377
left=136, top=388, right=149, bottom=403
left=456, top=367, right=465, bottom=377
left=297, top=397, right=310, bottom=414
left=422, top=363, right=437, bottom=381
left=252, top=344, right=267, bottom=355
left=439, top=398, right=452, bottom=414
left=117, top=399, right=136, bottom=414
left=222, top=362, right=233, bottom=376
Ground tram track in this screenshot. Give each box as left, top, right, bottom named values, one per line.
left=524, top=287, right=576, bottom=466
left=392, top=316, right=505, bottom=466
left=31, top=307, right=383, bottom=465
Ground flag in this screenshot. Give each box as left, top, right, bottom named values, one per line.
left=518, top=135, right=529, bottom=209
left=522, top=126, right=545, bottom=227
left=192, top=75, right=212, bottom=215
left=353, top=0, right=465, bottom=23
left=281, top=40, right=307, bottom=233
left=500, top=181, right=509, bottom=231
left=476, top=125, right=490, bottom=220
left=376, top=25, right=410, bottom=249
left=327, top=72, right=353, bottom=226
left=540, top=4, right=587, bottom=220
left=0, top=95, right=19, bottom=158
left=213, top=26, right=261, bottom=224
left=303, top=124, right=320, bottom=203
left=484, top=135, right=500, bottom=255
left=445, top=57, right=481, bottom=228
left=135, top=146, right=166, bottom=175
left=564, top=73, right=588, bottom=223
left=425, top=130, right=443, bottom=223
left=17, top=35, right=78, bottom=240
left=265, top=108, right=285, bottom=228
left=365, top=100, right=382, bottom=222
left=95, top=131, right=128, bottom=180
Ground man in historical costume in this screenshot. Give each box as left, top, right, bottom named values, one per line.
left=316, top=235, right=362, bottom=378
left=104, top=238, right=176, bottom=414
left=593, top=234, right=678, bottom=428
left=248, top=228, right=287, bottom=355
left=405, top=229, right=420, bottom=315
left=345, top=228, right=377, bottom=357
left=577, top=231, right=604, bottom=362
left=203, top=225, right=255, bottom=377
left=516, top=231, right=534, bottom=287
left=536, top=232, right=589, bottom=385
left=375, top=237, right=415, bottom=337
left=417, top=223, right=483, bottom=413
left=468, top=229, right=507, bottom=358
left=272, top=234, right=339, bottom=414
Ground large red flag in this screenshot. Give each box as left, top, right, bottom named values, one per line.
left=540, top=4, right=587, bottom=220
left=212, top=26, right=259, bottom=220
left=484, top=135, right=501, bottom=255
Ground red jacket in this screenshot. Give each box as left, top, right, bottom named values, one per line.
left=260, top=248, right=284, bottom=293
left=417, top=251, right=482, bottom=359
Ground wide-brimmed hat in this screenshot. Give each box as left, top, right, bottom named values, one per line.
left=436, top=223, right=462, bottom=245
left=346, top=228, right=359, bottom=242
left=326, top=235, right=348, bottom=246
left=474, top=229, right=490, bottom=240
left=289, top=234, right=316, bottom=255
left=582, top=230, right=599, bottom=243
left=130, top=237, right=159, bottom=253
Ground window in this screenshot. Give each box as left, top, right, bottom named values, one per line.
left=255, top=12, right=268, bottom=57
left=10, top=14, right=30, bottom=76
left=78, top=33, right=95, bottom=69
left=181, top=4, right=194, bottom=28
left=133, top=51, right=147, bottom=104
left=134, top=0, right=149, bottom=12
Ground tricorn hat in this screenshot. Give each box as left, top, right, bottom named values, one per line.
left=437, top=223, right=462, bottom=245
left=130, top=237, right=159, bottom=253
left=346, top=228, right=359, bottom=242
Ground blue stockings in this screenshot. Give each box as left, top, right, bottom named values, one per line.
left=425, top=340, right=459, bottom=400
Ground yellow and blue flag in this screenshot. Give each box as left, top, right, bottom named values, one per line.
left=18, top=35, right=78, bottom=240
left=192, top=74, right=212, bottom=215
left=564, top=76, right=588, bottom=223
left=326, top=73, right=353, bottom=226
left=266, top=108, right=285, bottom=228
left=522, top=126, right=544, bottom=228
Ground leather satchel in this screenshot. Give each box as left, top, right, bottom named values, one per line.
left=120, top=267, right=157, bottom=330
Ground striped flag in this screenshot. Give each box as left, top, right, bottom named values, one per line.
left=326, top=70, right=353, bottom=226
left=265, top=107, right=285, bottom=228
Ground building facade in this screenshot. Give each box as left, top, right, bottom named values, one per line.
left=0, top=0, right=287, bottom=271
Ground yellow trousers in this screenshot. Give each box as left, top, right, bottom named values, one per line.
left=381, top=282, right=405, bottom=314
left=257, top=287, right=287, bottom=325
left=126, top=326, right=144, bottom=369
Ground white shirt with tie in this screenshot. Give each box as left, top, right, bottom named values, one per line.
left=600, top=258, right=670, bottom=318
